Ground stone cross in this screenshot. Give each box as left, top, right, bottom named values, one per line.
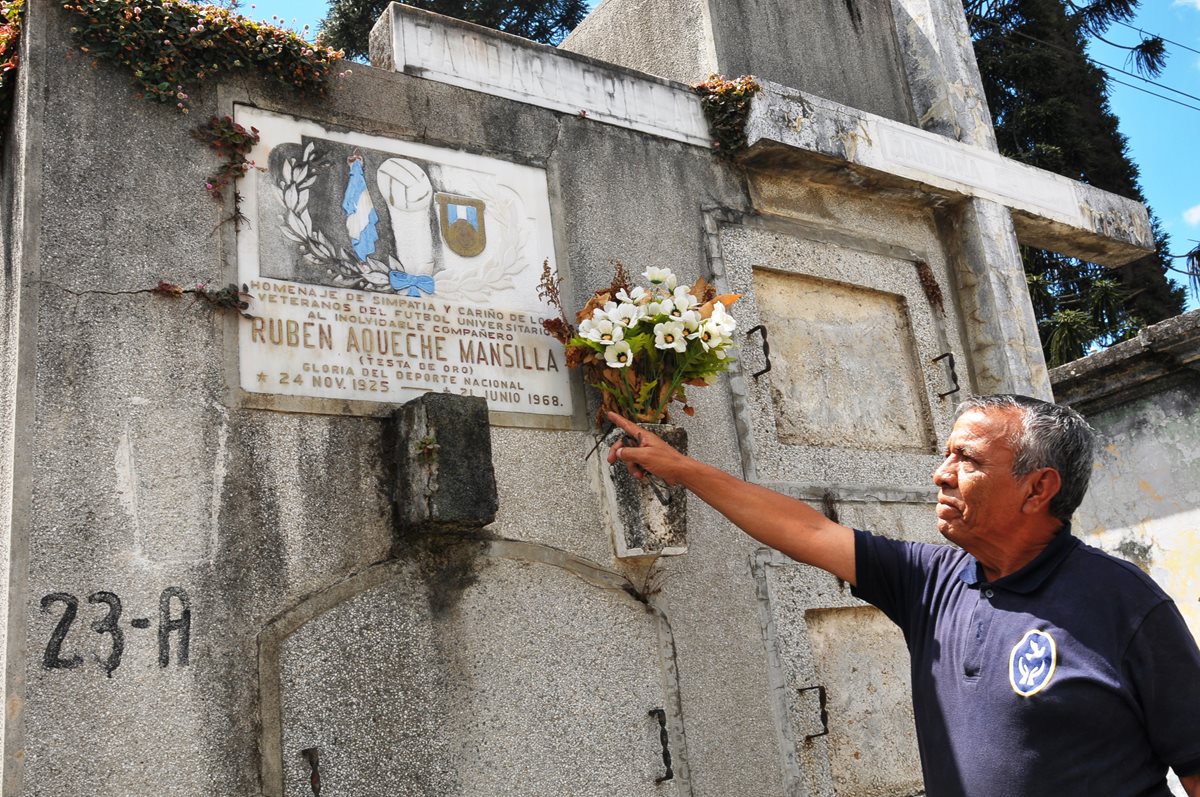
left=374, top=0, right=1153, bottom=398
left=558, top=0, right=1153, bottom=396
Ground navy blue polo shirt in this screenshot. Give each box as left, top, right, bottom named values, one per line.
left=852, top=527, right=1200, bottom=797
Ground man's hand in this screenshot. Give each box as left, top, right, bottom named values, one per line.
left=606, top=413, right=688, bottom=484
left=1181, top=773, right=1200, bottom=797
left=605, top=412, right=857, bottom=585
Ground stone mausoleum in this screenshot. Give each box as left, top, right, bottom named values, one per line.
left=0, top=0, right=1189, bottom=794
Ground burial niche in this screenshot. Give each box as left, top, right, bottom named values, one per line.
left=259, top=540, right=687, bottom=796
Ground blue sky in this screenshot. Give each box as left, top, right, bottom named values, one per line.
left=243, top=0, right=1199, bottom=306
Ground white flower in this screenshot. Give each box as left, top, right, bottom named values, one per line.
left=579, top=317, right=624, bottom=345
left=671, top=286, right=699, bottom=315
left=604, top=340, right=633, bottom=368
left=643, top=267, right=678, bottom=291
left=610, top=301, right=642, bottom=328
left=616, top=286, right=646, bottom=304
left=694, top=318, right=725, bottom=351
left=679, top=309, right=702, bottom=334
left=654, top=321, right=688, bottom=353
left=645, top=298, right=672, bottom=318
left=709, top=301, right=737, bottom=334
left=589, top=303, right=614, bottom=323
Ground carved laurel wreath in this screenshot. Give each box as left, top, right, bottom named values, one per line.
left=276, top=143, right=529, bottom=302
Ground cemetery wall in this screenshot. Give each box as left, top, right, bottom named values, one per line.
left=1052, top=310, right=1200, bottom=641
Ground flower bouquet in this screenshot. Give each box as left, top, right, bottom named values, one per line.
left=539, top=261, right=740, bottom=424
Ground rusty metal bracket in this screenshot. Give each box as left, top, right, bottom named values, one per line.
left=747, top=324, right=771, bottom=379
left=932, top=352, right=961, bottom=398
left=300, top=748, right=321, bottom=796
left=648, top=708, right=674, bottom=783
left=798, top=685, right=829, bottom=741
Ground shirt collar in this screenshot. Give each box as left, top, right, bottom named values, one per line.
left=956, top=524, right=1080, bottom=594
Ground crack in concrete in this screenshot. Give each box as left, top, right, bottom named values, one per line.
left=36, top=281, right=166, bottom=298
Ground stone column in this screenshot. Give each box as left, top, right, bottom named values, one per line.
left=894, top=0, right=1052, bottom=398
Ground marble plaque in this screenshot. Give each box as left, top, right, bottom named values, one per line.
left=234, top=105, right=572, bottom=423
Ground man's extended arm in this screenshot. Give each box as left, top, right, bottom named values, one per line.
left=606, top=412, right=857, bottom=585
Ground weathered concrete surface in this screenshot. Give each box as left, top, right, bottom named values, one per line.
left=936, top=198, right=1053, bottom=399
left=0, top=0, right=40, bottom=753
left=563, top=0, right=916, bottom=124
left=891, top=0, right=997, bottom=147
left=754, top=502, right=940, bottom=797
left=263, top=539, right=682, bottom=797
left=1052, top=310, right=1200, bottom=641
left=3, top=3, right=774, bottom=795
left=751, top=268, right=933, bottom=452
left=712, top=200, right=961, bottom=488
left=391, top=393, right=498, bottom=533
left=1051, top=310, right=1200, bottom=412
left=373, top=4, right=711, bottom=147
left=558, top=0, right=716, bottom=90
left=806, top=606, right=923, bottom=797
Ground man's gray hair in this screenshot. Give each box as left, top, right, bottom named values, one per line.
left=954, top=394, right=1096, bottom=523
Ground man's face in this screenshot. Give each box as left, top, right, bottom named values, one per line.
left=932, top=408, right=1031, bottom=551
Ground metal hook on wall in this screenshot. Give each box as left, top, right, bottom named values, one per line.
left=746, top=324, right=771, bottom=379
left=932, top=352, right=961, bottom=398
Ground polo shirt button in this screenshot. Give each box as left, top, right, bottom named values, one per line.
left=984, top=589, right=995, bottom=599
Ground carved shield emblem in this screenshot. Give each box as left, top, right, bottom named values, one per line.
left=436, top=193, right=486, bottom=258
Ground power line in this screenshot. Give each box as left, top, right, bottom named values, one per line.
left=970, top=15, right=1200, bottom=113
left=1091, top=58, right=1200, bottom=105
left=1111, top=19, right=1200, bottom=58
left=1104, top=75, right=1200, bottom=113
left=973, top=14, right=1200, bottom=104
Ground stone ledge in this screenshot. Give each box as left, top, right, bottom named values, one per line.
left=369, top=2, right=711, bottom=146
left=1050, top=309, right=1200, bottom=413
left=742, top=81, right=1155, bottom=267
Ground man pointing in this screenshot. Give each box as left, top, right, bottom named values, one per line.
left=608, top=394, right=1200, bottom=796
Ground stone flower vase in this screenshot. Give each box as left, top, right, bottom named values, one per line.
left=599, top=423, right=688, bottom=559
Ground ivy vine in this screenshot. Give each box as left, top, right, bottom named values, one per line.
left=0, top=0, right=24, bottom=149
left=691, top=73, right=762, bottom=159
left=63, top=0, right=344, bottom=113
left=192, top=113, right=258, bottom=201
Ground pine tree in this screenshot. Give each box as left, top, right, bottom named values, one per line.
left=319, top=0, right=588, bottom=60
left=965, top=0, right=1187, bottom=365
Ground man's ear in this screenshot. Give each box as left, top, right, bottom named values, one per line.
left=1022, top=468, right=1062, bottom=515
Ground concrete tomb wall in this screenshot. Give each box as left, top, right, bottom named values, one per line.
left=1052, top=311, right=1200, bottom=642
left=0, top=0, right=1166, bottom=794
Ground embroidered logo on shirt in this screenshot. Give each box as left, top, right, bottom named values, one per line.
left=1009, top=629, right=1057, bottom=697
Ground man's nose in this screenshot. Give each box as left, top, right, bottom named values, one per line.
left=932, top=458, right=954, bottom=487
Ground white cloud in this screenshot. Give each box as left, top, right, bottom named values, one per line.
left=1186, top=205, right=1200, bottom=226
left=1173, top=0, right=1200, bottom=10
